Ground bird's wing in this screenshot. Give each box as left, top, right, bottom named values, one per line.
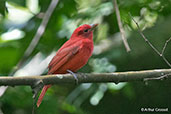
left=48, top=40, right=82, bottom=74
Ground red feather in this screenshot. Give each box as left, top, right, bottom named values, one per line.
left=36, top=24, right=97, bottom=107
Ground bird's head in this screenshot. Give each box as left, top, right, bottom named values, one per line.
left=71, top=24, right=98, bottom=40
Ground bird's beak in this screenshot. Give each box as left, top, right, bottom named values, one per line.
left=90, top=24, right=98, bottom=31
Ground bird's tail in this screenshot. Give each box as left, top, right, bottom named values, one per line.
left=37, top=85, right=51, bottom=107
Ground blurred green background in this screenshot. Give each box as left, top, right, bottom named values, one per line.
left=0, top=0, right=171, bottom=114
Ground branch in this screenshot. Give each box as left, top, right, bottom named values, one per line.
left=0, top=69, right=171, bottom=86
left=113, top=0, right=131, bottom=52
left=161, top=37, right=171, bottom=55
left=129, top=13, right=171, bottom=67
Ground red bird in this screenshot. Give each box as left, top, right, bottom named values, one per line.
left=37, top=24, right=98, bottom=107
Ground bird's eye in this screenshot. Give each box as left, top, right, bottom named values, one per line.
left=84, top=29, right=89, bottom=33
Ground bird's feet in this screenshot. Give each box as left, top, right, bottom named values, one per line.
left=67, top=70, right=79, bottom=84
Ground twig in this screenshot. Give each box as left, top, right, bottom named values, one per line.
left=31, top=80, right=44, bottom=114
left=129, top=13, right=171, bottom=67
left=0, top=69, right=171, bottom=86
left=113, top=0, right=131, bottom=52
left=144, top=73, right=171, bottom=81
left=161, top=37, right=171, bottom=67
left=161, top=37, right=171, bottom=55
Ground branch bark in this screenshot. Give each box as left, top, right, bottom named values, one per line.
left=0, top=69, right=171, bottom=86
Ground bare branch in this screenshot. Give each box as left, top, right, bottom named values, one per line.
left=129, top=13, right=171, bottom=67
left=144, top=73, right=171, bottom=81
left=161, top=37, right=171, bottom=55
left=0, top=69, right=171, bottom=86
left=31, top=80, right=44, bottom=114
left=113, top=0, right=131, bottom=52
left=24, top=0, right=59, bottom=58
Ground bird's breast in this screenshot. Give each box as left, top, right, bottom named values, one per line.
left=68, top=40, right=93, bottom=71
left=80, top=40, right=94, bottom=56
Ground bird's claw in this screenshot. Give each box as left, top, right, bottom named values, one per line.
left=67, top=70, right=79, bottom=84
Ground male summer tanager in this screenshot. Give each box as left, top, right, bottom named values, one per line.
left=37, top=24, right=98, bottom=107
